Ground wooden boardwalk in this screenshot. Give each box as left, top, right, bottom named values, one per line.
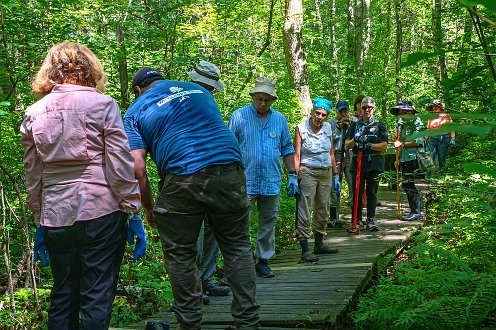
left=121, top=185, right=422, bottom=329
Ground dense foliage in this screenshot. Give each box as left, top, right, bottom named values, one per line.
left=354, top=133, right=496, bottom=329
left=0, top=0, right=495, bottom=328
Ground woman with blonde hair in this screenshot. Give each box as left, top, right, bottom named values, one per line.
left=20, top=42, right=144, bottom=329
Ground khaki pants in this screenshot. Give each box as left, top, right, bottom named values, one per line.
left=296, top=166, right=332, bottom=239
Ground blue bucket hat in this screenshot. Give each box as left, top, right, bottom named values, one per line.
left=313, top=97, right=333, bottom=113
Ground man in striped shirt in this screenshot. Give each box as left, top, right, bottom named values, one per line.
left=229, top=76, right=298, bottom=278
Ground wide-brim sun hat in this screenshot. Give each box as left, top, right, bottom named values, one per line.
left=390, top=100, right=417, bottom=115
left=187, top=60, right=225, bottom=92
left=249, top=76, right=277, bottom=99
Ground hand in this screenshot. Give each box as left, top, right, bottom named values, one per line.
left=364, top=142, right=373, bottom=150
left=127, top=215, right=147, bottom=260
left=338, top=119, right=350, bottom=129
left=332, top=175, right=341, bottom=196
left=285, top=173, right=301, bottom=197
left=34, top=227, right=49, bottom=267
left=449, top=138, right=455, bottom=147
left=354, top=129, right=367, bottom=144
left=144, top=208, right=156, bottom=228
left=394, top=141, right=403, bottom=148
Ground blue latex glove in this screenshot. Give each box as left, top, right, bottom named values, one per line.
left=332, top=175, right=341, bottom=196
left=34, top=227, right=49, bottom=267
left=449, top=137, right=455, bottom=147
left=285, top=173, right=301, bottom=197
left=127, top=213, right=146, bottom=261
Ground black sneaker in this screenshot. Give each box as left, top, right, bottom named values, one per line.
left=255, top=260, right=275, bottom=278
left=203, top=282, right=230, bottom=296
left=366, top=218, right=379, bottom=231
left=300, top=252, right=319, bottom=262
left=314, top=245, right=339, bottom=254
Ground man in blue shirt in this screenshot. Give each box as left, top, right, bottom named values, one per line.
left=124, top=67, right=259, bottom=329
left=229, top=76, right=298, bottom=278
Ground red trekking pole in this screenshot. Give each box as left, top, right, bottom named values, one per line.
left=347, top=150, right=362, bottom=234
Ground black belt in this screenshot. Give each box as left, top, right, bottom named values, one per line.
left=302, top=165, right=330, bottom=170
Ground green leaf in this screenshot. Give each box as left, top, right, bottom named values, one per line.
left=402, top=52, right=438, bottom=68
left=462, top=163, right=496, bottom=176
left=459, top=0, right=496, bottom=13
left=0, top=101, right=11, bottom=107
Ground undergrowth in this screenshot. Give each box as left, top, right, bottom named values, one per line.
left=353, top=133, right=496, bottom=329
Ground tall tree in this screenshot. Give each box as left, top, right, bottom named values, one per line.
left=283, top=0, right=312, bottom=116
left=355, top=0, right=364, bottom=91
left=395, top=0, right=403, bottom=99
left=115, top=22, right=129, bottom=109
left=432, top=0, right=448, bottom=96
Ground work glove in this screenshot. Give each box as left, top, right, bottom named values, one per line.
left=127, top=213, right=147, bottom=261
left=34, top=226, right=49, bottom=267
left=449, top=138, right=455, bottom=147
left=285, top=173, right=301, bottom=197
left=354, top=127, right=367, bottom=144
left=332, top=175, right=341, bottom=196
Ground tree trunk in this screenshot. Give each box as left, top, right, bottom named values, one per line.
left=347, top=0, right=355, bottom=61
left=115, top=22, right=129, bottom=109
left=363, top=0, right=371, bottom=61
left=355, top=0, right=364, bottom=91
left=432, top=0, right=447, bottom=96
left=381, top=0, right=392, bottom=115
left=395, top=0, right=403, bottom=100
left=329, top=0, right=339, bottom=100
left=457, top=14, right=473, bottom=70
left=283, top=0, right=312, bottom=117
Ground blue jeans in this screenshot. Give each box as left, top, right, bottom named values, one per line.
left=154, top=163, right=259, bottom=329
left=248, top=194, right=280, bottom=261
left=429, top=135, right=450, bottom=170
left=45, top=211, right=127, bottom=330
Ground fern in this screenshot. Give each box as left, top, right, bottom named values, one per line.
left=466, top=274, right=496, bottom=328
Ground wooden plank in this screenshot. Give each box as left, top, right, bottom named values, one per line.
left=122, top=185, right=420, bottom=329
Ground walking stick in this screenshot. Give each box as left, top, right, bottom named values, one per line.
left=395, top=128, right=401, bottom=219
left=335, top=128, right=347, bottom=223
left=347, top=149, right=362, bottom=235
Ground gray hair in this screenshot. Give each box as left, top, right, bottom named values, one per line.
left=361, top=96, right=375, bottom=106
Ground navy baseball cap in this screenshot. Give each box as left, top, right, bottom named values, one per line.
left=132, top=67, right=164, bottom=97
left=336, top=100, right=349, bottom=111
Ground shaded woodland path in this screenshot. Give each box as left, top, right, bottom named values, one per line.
left=118, top=184, right=424, bottom=329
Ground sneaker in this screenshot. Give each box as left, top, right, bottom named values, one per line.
left=202, top=294, right=210, bottom=305
left=255, top=260, right=275, bottom=278
left=401, top=213, right=422, bottom=221
left=203, top=282, right=230, bottom=296
left=314, top=245, right=339, bottom=254
left=217, top=275, right=229, bottom=286
left=300, top=252, right=319, bottom=262
left=366, top=218, right=379, bottom=231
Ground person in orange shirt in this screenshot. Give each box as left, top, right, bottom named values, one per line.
left=426, top=100, right=455, bottom=173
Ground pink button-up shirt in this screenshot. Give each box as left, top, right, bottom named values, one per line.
left=20, top=84, right=141, bottom=227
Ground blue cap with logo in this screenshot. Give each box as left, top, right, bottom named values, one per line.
left=336, top=100, right=349, bottom=111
